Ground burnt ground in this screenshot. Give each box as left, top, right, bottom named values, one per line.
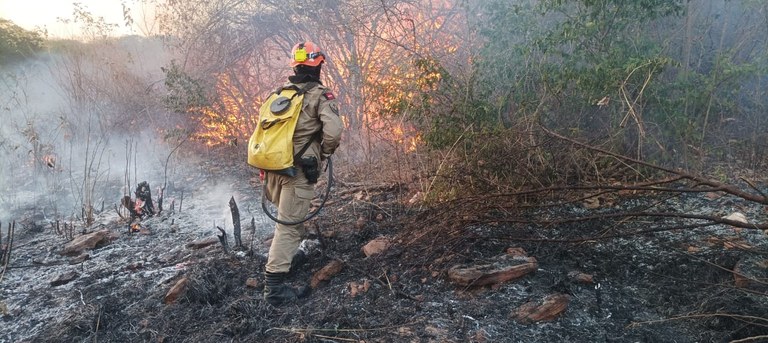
left=2, top=152, right=768, bottom=343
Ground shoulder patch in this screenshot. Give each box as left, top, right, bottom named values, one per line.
left=323, top=92, right=335, bottom=100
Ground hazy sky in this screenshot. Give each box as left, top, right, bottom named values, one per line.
left=0, top=0, right=155, bottom=38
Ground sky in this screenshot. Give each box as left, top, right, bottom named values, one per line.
left=0, top=0, right=155, bottom=38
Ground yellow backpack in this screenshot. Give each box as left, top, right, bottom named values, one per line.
left=248, top=83, right=318, bottom=176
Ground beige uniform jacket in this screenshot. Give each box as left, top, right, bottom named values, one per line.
left=290, top=82, right=343, bottom=162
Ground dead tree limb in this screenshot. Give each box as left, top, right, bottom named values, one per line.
left=249, top=217, right=256, bottom=253
left=217, top=226, right=229, bottom=254
left=740, top=177, right=768, bottom=200
left=229, top=196, right=242, bottom=248
left=179, top=191, right=184, bottom=213
left=539, top=124, right=768, bottom=205
left=446, top=176, right=688, bottom=204
left=470, top=211, right=768, bottom=231
left=157, top=187, right=164, bottom=215
left=115, top=204, right=125, bottom=220
left=483, top=222, right=718, bottom=243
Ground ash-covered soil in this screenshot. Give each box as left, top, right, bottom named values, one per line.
left=2, top=153, right=767, bottom=343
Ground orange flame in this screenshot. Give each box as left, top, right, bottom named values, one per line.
left=193, top=73, right=257, bottom=147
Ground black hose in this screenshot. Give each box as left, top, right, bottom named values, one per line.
left=261, top=157, right=333, bottom=226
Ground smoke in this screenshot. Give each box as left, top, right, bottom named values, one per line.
left=0, top=37, right=176, bottom=224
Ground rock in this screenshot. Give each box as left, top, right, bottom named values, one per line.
left=448, top=255, right=538, bottom=287
left=164, top=277, right=189, bottom=304
left=50, top=271, right=79, bottom=287
left=505, top=247, right=527, bottom=257
left=349, top=279, right=371, bottom=297
left=567, top=271, right=594, bottom=284
left=185, top=237, right=219, bottom=249
left=723, top=212, right=748, bottom=224
left=60, top=229, right=115, bottom=256
left=362, top=236, right=391, bottom=257
left=245, top=278, right=261, bottom=288
left=512, top=293, right=571, bottom=323
left=311, top=260, right=344, bottom=288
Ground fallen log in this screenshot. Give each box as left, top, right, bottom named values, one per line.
left=448, top=255, right=538, bottom=287
left=60, top=229, right=115, bottom=256
left=512, top=293, right=571, bottom=323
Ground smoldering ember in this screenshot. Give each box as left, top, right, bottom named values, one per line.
left=1, top=1, right=768, bottom=342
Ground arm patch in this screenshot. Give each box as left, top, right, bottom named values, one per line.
left=323, top=92, right=335, bottom=100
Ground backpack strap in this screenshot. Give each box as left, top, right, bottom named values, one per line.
left=275, top=82, right=319, bottom=98
left=294, top=82, right=319, bottom=97
left=290, top=82, right=321, bottom=161
left=269, top=82, right=322, bottom=163
left=294, top=131, right=322, bottom=162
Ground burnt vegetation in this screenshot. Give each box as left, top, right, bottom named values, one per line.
left=1, top=0, right=768, bottom=342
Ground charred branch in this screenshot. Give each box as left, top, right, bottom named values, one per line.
left=216, top=226, right=229, bottom=254
left=469, top=211, right=768, bottom=231
left=539, top=124, right=768, bottom=205
left=229, top=196, right=242, bottom=248
left=157, top=187, right=164, bottom=215
left=249, top=217, right=256, bottom=253
left=52, top=220, right=60, bottom=235
left=179, top=191, right=184, bottom=213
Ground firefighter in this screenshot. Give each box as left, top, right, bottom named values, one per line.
left=262, top=41, right=343, bottom=306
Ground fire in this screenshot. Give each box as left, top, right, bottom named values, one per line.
left=391, top=124, right=423, bottom=153
left=193, top=73, right=258, bottom=147
left=188, top=1, right=459, bottom=151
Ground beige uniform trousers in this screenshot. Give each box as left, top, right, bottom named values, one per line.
left=264, top=169, right=315, bottom=273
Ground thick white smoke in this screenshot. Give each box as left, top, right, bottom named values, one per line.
left=0, top=37, right=176, bottom=225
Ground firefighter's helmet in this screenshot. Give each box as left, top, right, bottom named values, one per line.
left=290, top=41, right=325, bottom=67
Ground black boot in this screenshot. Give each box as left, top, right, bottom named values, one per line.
left=263, top=272, right=310, bottom=306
